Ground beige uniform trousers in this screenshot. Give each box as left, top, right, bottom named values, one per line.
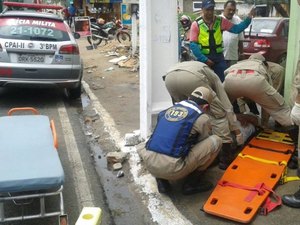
left=138, top=135, right=222, bottom=180
left=224, top=60, right=293, bottom=127
left=164, top=61, right=238, bottom=143
left=261, top=62, right=285, bottom=126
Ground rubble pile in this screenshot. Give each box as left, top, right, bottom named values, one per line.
left=99, top=40, right=140, bottom=71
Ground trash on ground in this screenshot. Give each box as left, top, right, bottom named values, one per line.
left=118, top=57, right=139, bottom=69
left=109, top=55, right=128, bottom=64
left=117, top=170, right=124, bottom=178
left=104, top=67, right=114, bottom=71
left=84, top=131, right=93, bottom=136
left=106, top=51, right=119, bottom=57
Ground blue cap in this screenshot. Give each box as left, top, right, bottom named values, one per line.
left=202, top=0, right=215, bottom=9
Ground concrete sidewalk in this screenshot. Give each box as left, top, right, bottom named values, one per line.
left=79, top=39, right=300, bottom=225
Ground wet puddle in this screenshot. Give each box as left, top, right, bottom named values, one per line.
left=80, top=93, right=141, bottom=224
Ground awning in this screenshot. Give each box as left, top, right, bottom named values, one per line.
left=244, top=0, right=290, bottom=4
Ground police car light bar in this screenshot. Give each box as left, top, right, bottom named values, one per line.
left=3, top=2, right=63, bottom=10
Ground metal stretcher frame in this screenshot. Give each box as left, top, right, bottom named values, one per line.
left=0, top=107, right=67, bottom=224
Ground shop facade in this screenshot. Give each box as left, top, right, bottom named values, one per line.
left=68, top=0, right=138, bottom=24
left=66, top=0, right=122, bottom=22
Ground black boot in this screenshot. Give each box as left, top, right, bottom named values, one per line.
left=286, top=125, right=299, bottom=145
left=247, top=101, right=259, bottom=115
left=288, top=155, right=298, bottom=169
left=218, top=143, right=236, bottom=170
left=156, top=178, right=171, bottom=194
left=182, top=171, right=213, bottom=195
left=282, top=188, right=300, bottom=208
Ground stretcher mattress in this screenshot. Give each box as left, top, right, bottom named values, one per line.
left=0, top=115, right=64, bottom=193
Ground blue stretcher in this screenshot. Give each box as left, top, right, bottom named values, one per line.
left=0, top=108, right=67, bottom=224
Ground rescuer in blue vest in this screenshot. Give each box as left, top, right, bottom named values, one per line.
left=164, top=61, right=244, bottom=170
left=138, top=87, right=223, bottom=195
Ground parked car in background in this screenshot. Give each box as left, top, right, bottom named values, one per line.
left=242, top=17, right=289, bottom=67
left=0, top=2, right=83, bottom=99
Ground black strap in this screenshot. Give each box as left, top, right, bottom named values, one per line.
left=248, top=143, right=293, bottom=155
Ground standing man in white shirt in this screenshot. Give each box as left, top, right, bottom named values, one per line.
left=221, top=0, right=244, bottom=67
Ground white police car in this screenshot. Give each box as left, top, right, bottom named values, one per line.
left=0, top=2, right=83, bottom=99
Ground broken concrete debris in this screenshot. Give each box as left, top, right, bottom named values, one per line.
left=112, top=162, right=122, bottom=171
left=106, top=151, right=128, bottom=164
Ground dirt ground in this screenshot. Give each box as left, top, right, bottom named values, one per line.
left=77, top=38, right=140, bottom=137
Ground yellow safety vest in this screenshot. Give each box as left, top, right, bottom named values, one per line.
left=197, top=16, right=223, bottom=55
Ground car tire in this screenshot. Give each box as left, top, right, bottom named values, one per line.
left=66, top=83, right=82, bottom=100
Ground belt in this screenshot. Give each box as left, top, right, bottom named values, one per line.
left=229, top=69, right=255, bottom=75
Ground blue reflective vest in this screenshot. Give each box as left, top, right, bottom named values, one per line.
left=146, top=100, right=203, bottom=158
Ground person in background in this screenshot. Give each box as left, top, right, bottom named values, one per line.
left=68, top=3, right=77, bottom=27
left=189, top=0, right=255, bottom=82
left=62, top=5, right=70, bottom=22
left=221, top=0, right=244, bottom=67
left=138, top=87, right=222, bottom=195
left=179, top=15, right=194, bottom=61
left=179, top=15, right=192, bottom=41
left=164, top=61, right=244, bottom=170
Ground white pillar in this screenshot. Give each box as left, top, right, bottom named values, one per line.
left=139, top=0, right=178, bottom=140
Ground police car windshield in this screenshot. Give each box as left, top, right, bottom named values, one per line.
left=0, top=17, right=70, bottom=41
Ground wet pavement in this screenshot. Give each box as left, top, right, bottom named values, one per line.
left=80, top=87, right=153, bottom=225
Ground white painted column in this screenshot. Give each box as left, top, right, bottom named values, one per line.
left=139, top=0, right=178, bottom=140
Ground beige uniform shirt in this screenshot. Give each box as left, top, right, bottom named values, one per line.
left=165, top=61, right=239, bottom=142
left=224, top=59, right=294, bottom=127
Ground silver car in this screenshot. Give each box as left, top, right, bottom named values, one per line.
left=0, top=9, right=83, bottom=99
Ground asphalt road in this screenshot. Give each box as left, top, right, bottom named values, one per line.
left=0, top=87, right=112, bottom=225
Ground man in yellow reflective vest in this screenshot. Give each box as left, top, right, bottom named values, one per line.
left=189, top=0, right=255, bottom=82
